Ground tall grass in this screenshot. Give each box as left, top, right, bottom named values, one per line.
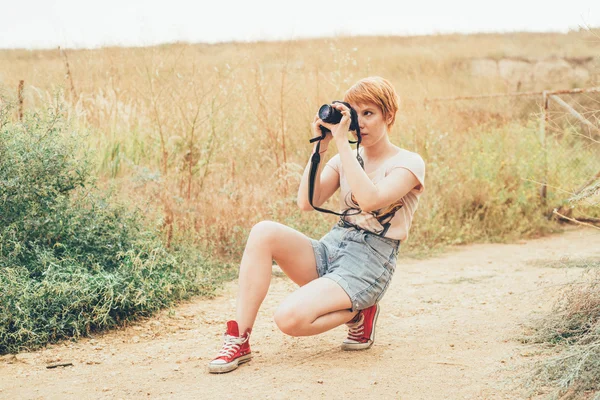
left=0, top=35, right=597, bottom=259
left=4, top=33, right=596, bottom=259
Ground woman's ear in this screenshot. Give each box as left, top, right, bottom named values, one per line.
left=386, top=113, right=394, bottom=126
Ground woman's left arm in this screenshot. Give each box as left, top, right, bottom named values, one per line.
left=336, top=140, right=419, bottom=212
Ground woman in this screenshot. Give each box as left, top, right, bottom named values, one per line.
left=208, top=76, right=425, bottom=374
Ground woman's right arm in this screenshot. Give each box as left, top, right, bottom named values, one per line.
left=297, top=115, right=340, bottom=211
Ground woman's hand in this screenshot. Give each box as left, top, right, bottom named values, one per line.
left=318, top=103, right=353, bottom=145
left=312, top=113, right=333, bottom=150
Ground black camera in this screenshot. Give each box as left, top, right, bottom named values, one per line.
left=308, top=101, right=364, bottom=215
left=318, top=101, right=360, bottom=135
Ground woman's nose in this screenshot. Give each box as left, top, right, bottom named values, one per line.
left=358, top=116, right=365, bottom=129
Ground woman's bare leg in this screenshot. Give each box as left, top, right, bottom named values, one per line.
left=274, top=278, right=358, bottom=336
left=235, top=221, right=320, bottom=334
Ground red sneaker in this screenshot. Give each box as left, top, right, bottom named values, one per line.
left=341, top=303, right=380, bottom=351
left=208, top=320, right=252, bottom=374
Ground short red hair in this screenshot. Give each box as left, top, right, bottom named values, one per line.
left=343, top=76, right=400, bottom=130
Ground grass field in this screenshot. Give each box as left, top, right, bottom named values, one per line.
left=3, top=30, right=599, bottom=259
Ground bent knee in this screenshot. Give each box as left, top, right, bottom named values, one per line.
left=273, top=306, right=307, bottom=337
left=249, top=220, right=281, bottom=244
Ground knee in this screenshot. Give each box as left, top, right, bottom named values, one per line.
left=273, top=305, right=305, bottom=337
left=249, top=220, right=279, bottom=244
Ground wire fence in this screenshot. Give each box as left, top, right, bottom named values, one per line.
left=421, top=86, right=600, bottom=222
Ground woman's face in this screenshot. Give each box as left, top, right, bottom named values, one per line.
left=349, top=102, right=390, bottom=147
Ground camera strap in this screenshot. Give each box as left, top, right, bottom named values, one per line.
left=307, top=117, right=364, bottom=217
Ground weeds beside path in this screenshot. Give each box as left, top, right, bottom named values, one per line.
left=1, top=227, right=599, bottom=400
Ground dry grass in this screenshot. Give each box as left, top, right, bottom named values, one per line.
left=1, top=30, right=599, bottom=260
left=521, top=266, right=600, bottom=400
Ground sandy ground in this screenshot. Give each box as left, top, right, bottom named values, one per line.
left=1, top=227, right=600, bottom=400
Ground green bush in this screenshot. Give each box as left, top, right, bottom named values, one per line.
left=0, top=101, right=236, bottom=354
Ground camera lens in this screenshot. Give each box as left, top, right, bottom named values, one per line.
left=318, top=104, right=332, bottom=120
left=318, top=104, right=342, bottom=124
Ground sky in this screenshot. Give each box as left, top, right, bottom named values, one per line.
left=0, top=0, right=599, bottom=49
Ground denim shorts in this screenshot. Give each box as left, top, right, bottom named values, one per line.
left=309, top=221, right=400, bottom=312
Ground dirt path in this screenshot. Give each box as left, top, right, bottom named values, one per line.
left=2, top=227, right=600, bottom=400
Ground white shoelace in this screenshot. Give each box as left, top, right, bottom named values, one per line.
left=217, top=334, right=248, bottom=358
left=347, top=314, right=365, bottom=341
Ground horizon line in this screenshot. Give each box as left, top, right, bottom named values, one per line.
left=1, top=27, right=598, bottom=52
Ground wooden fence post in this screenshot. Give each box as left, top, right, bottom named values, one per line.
left=539, top=90, right=549, bottom=203
left=17, top=80, right=24, bottom=121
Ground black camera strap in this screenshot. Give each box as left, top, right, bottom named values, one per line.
left=307, top=106, right=364, bottom=217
